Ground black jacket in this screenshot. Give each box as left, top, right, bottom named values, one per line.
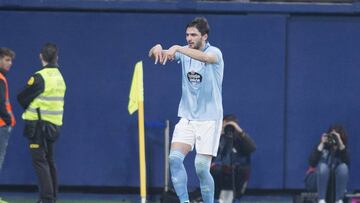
left=213, top=131, right=256, bottom=167
left=308, top=145, right=350, bottom=167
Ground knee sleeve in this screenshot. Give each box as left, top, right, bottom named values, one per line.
left=169, top=150, right=185, bottom=169
left=195, top=154, right=214, bottom=203
left=168, top=150, right=189, bottom=203
left=195, top=155, right=211, bottom=178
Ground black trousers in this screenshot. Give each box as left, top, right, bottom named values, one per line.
left=29, top=127, right=58, bottom=203
left=211, top=165, right=251, bottom=199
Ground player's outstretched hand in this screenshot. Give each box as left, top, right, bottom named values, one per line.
left=149, top=44, right=163, bottom=64
left=162, top=45, right=180, bottom=65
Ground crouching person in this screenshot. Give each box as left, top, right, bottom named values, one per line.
left=305, top=124, right=349, bottom=203
left=211, top=115, right=256, bottom=203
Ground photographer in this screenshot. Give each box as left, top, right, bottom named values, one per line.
left=210, top=115, right=256, bottom=203
left=305, top=124, right=349, bottom=203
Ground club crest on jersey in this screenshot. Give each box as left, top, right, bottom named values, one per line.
left=187, top=71, right=202, bottom=84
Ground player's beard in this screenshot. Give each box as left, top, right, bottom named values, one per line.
left=189, top=40, right=203, bottom=50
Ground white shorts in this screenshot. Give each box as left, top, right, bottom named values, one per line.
left=172, top=118, right=222, bottom=156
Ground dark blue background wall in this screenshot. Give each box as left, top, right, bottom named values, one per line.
left=0, top=1, right=359, bottom=190
left=286, top=16, right=360, bottom=189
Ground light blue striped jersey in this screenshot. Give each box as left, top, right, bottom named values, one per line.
left=174, top=42, right=224, bottom=120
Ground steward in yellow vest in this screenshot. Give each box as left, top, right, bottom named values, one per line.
left=20, top=67, right=65, bottom=126
left=17, top=43, right=66, bottom=203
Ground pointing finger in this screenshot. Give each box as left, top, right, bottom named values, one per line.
left=154, top=54, right=159, bottom=64
left=163, top=55, right=168, bottom=65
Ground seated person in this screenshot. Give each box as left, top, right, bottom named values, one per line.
left=304, top=124, right=349, bottom=203
left=211, top=114, right=256, bottom=202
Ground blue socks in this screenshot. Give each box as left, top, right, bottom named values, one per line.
left=195, top=154, right=214, bottom=203
left=169, top=151, right=214, bottom=203
left=169, top=150, right=189, bottom=203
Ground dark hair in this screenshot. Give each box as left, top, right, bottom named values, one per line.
left=41, top=42, right=58, bottom=64
left=186, top=17, right=210, bottom=36
left=327, top=124, right=348, bottom=145
left=223, top=114, right=238, bottom=123
left=0, top=47, right=15, bottom=59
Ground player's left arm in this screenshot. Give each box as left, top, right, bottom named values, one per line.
left=165, top=45, right=218, bottom=64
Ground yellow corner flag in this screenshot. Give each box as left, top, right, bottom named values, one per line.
left=128, top=61, right=144, bottom=114
left=128, top=60, right=147, bottom=203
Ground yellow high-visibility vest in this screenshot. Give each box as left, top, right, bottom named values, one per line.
left=22, top=67, right=66, bottom=126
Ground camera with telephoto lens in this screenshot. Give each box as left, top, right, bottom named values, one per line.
left=224, top=125, right=235, bottom=138
left=325, top=132, right=338, bottom=147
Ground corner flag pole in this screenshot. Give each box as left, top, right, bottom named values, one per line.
left=128, top=61, right=147, bottom=203
left=138, top=100, right=147, bottom=203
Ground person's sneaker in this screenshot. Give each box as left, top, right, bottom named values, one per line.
left=335, top=200, right=343, bottom=203
left=318, top=200, right=326, bottom=203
